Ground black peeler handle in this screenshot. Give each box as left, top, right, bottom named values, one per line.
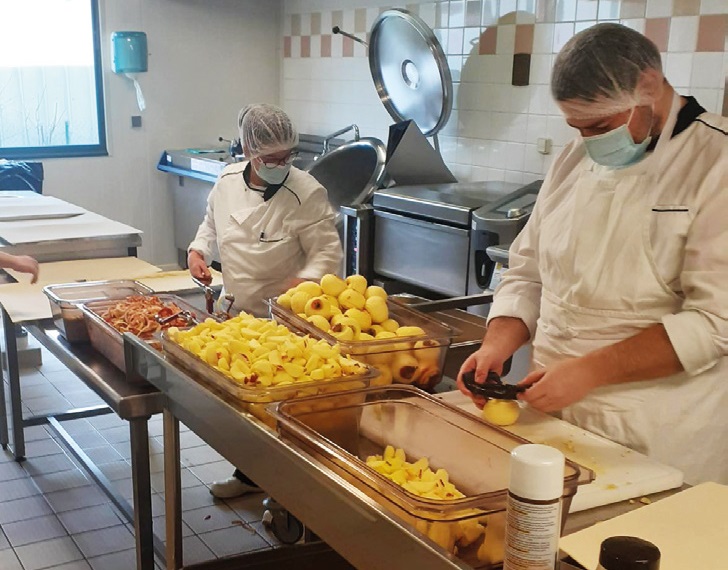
left=461, top=370, right=525, bottom=400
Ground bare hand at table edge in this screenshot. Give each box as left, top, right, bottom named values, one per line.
left=187, top=250, right=211, bottom=283
left=0, top=253, right=39, bottom=284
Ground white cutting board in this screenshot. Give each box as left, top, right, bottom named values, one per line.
left=438, top=391, right=683, bottom=512
left=560, top=483, right=728, bottom=570
left=135, top=269, right=223, bottom=293
left=0, top=194, right=85, bottom=221
left=0, top=212, right=141, bottom=244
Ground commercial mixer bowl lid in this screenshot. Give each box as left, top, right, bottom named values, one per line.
left=369, top=9, right=453, bottom=137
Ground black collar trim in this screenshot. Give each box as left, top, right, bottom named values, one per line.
left=243, top=163, right=290, bottom=202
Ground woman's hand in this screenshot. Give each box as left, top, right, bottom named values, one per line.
left=11, top=255, right=39, bottom=284
left=456, top=345, right=509, bottom=409
left=518, top=357, right=604, bottom=412
left=187, top=250, right=211, bottom=283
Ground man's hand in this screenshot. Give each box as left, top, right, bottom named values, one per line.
left=518, top=357, right=604, bottom=412
left=456, top=346, right=509, bottom=409
left=12, top=255, right=39, bottom=284
left=187, top=250, right=211, bottom=283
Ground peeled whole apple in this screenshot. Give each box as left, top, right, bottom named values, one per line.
left=481, top=399, right=521, bottom=426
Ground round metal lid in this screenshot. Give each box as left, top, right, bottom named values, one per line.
left=369, top=9, right=452, bottom=137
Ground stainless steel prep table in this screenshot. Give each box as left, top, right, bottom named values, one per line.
left=6, top=318, right=165, bottom=570
left=124, top=334, right=472, bottom=570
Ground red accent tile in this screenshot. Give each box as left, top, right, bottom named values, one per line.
left=696, top=14, right=728, bottom=52
left=301, top=36, right=311, bottom=58
left=320, top=34, right=332, bottom=58
left=479, top=27, right=498, bottom=55
left=644, top=18, right=669, bottom=52
left=343, top=36, right=354, bottom=57
left=515, top=24, right=535, bottom=54
left=283, top=36, right=291, bottom=58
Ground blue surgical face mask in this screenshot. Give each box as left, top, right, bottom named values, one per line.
left=255, top=162, right=291, bottom=185
left=582, top=109, right=653, bottom=168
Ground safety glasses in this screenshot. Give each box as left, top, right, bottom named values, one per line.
left=258, top=151, right=298, bottom=168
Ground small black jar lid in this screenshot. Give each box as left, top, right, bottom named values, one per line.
left=599, top=536, right=661, bottom=570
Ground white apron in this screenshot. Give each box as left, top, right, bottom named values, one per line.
left=533, top=94, right=728, bottom=484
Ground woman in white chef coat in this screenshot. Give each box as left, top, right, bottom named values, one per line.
left=188, top=104, right=343, bottom=498
left=188, top=103, right=343, bottom=317
left=458, top=23, right=728, bottom=485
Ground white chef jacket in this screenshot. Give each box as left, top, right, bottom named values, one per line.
left=488, top=99, right=728, bottom=484
left=189, top=162, right=343, bottom=316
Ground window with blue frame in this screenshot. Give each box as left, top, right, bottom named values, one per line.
left=0, top=0, right=107, bottom=159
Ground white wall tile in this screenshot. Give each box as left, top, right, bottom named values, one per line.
left=487, top=168, right=506, bottom=181
left=575, top=0, right=597, bottom=21
left=472, top=139, right=492, bottom=166
left=471, top=165, right=491, bottom=180
left=529, top=53, right=552, bottom=84
left=505, top=170, right=525, bottom=183
left=668, top=17, right=699, bottom=53
left=284, top=14, right=292, bottom=36
left=620, top=18, right=646, bottom=34
left=533, top=23, right=555, bottom=53
left=665, top=53, right=694, bottom=88
left=500, top=0, right=519, bottom=19
left=555, top=0, right=577, bottom=21
left=574, top=20, right=596, bottom=33
left=451, top=163, right=473, bottom=181
left=547, top=114, right=577, bottom=146
left=321, top=11, right=332, bottom=35
left=496, top=24, right=516, bottom=54
left=688, top=88, right=721, bottom=115
left=553, top=22, right=575, bottom=53
left=526, top=113, right=548, bottom=144
left=645, top=0, right=672, bottom=18
left=463, top=27, right=482, bottom=54
left=691, top=53, right=725, bottom=89
left=301, top=12, right=311, bottom=35
left=457, top=137, right=475, bottom=163
left=504, top=142, right=526, bottom=170
left=450, top=0, right=466, bottom=27
left=598, top=0, right=620, bottom=20
left=493, top=54, right=513, bottom=84
left=291, top=36, right=301, bottom=58
left=420, top=3, right=437, bottom=28
left=699, top=0, right=727, bottom=14
left=523, top=144, right=546, bottom=173
left=310, top=35, right=321, bottom=58
left=448, top=27, right=465, bottom=54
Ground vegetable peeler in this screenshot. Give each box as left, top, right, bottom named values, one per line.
left=461, top=370, right=525, bottom=400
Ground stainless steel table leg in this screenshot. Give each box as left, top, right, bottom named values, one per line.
left=163, top=409, right=182, bottom=570
left=130, top=417, right=155, bottom=570
left=2, top=306, right=24, bottom=459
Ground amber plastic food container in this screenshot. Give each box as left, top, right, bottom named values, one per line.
left=81, top=294, right=212, bottom=375
left=43, top=280, right=154, bottom=343
left=270, top=299, right=457, bottom=391
left=161, top=327, right=379, bottom=428
left=270, top=386, right=594, bottom=568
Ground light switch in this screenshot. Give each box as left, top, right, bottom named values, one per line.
left=131, top=115, right=142, bottom=128
left=537, top=137, right=552, bottom=155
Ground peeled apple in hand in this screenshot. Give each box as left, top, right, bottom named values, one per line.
left=481, top=399, right=521, bottom=426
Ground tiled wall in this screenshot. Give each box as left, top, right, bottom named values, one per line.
left=282, top=0, right=727, bottom=184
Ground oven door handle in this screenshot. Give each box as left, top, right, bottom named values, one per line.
left=407, top=292, right=494, bottom=313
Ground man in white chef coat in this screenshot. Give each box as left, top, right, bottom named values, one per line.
left=458, top=23, right=728, bottom=485
left=188, top=103, right=343, bottom=498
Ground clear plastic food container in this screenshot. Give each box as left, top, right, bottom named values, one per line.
left=81, top=294, right=212, bottom=375
left=270, top=386, right=594, bottom=568
left=270, top=299, right=457, bottom=391
left=161, top=328, right=379, bottom=428
left=43, top=280, right=154, bottom=343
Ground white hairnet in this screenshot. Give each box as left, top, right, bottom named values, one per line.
left=551, top=23, right=663, bottom=120
left=237, top=103, right=299, bottom=159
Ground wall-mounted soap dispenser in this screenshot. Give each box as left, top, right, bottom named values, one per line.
left=111, top=31, right=148, bottom=111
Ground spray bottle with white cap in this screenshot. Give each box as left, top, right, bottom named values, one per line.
left=503, top=443, right=565, bottom=570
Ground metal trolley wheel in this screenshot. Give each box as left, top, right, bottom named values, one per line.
left=263, top=497, right=305, bottom=545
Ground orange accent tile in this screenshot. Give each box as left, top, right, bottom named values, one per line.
left=343, top=36, right=354, bottom=57
left=320, top=34, right=332, bottom=57
left=672, top=0, right=700, bottom=17
left=291, top=14, right=301, bottom=36
left=515, top=24, right=535, bottom=54
left=479, top=26, right=498, bottom=55
left=696, top=14, right=728, bottom=52
left=620, top=0, right=646, bottom=19
left=310, top=12, right=321, bottom=35
left=283, top=36, right=291, bottom=58
left=644, top=17, right=669, bottom=52
left=300, top=36, right=311, bottom=58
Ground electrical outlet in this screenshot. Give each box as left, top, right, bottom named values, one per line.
left=537, top=137, right=552, bottom=155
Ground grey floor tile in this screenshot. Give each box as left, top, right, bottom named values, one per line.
left=67, top=430, right=107, bottom=450
left=45, top=561, right=92, bottom=570
left=198, top=524, right=269, bottom=558
left=180, top=446, right=224, bottom=467
left=86, top=414, right=125, bottom=431
left=0, top=495, right=53, bottom=524
left=151, top=514, right=195, bottom=538
left=0, top=477, right=41, bottom=501
left=177, top=431, right=207, bottom=449
left=0, top=548, right=22, bottom=569
left=24, top=395, right=72, bottom=414
left=148, top=438, right=164, bottom=455
left=179, top=535, right=215, bottom=566
left=58, top=419, right=94, bottom=435
left=181, top=484, right=218, bottom=511
left=15, top=535, right=84, bottom=570
left=110, top=477, right=134, bottom=500
left=58, top=504, right=124, bottom=535
left=109, top=442, right=130, bottom=460
left=44, top=485, right=109, bottom=513
left=23, top=453, right=78, bottom=477
left=20, top=371, right=50, bottom=387
left=0, top=527, right=9, bottom=550
left=249, top=519, right=283, bottom=547
left=25, top=437, right=64, bottom=458
left=150, top=492, right=166, bottom=517
left=3, top=513, right=68, bottom=547
left=32, top=468, right=89, bottom=493
left=86, top=548, right=137, bottom=570
left=73, top=525, right=135, bottom=559
left=150, top=467, right=202, bottom=494
left=22, top=383, right=60, bottom=399
left=146, top=422, right=164, bottom=438
left=183, top=503, right=239, bottom=535
left=65, top=393, right=104, bottom=408
left=22, top=425, right=54, bottom=442
left=97, top=426, right=129, bottom=445
left=226, top=493, right=267, bottom=523
left=97, top=461, right=131, bottom=482
left=187, top=460, right=236, bottom=485
left=148, top=452, right=165, bottom=474
left=0, top=459, right=27, bottom=481
left=77, top=445, right=123, bottom=466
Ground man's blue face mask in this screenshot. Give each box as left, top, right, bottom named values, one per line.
left=583, top=122, right=652, bottom=168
